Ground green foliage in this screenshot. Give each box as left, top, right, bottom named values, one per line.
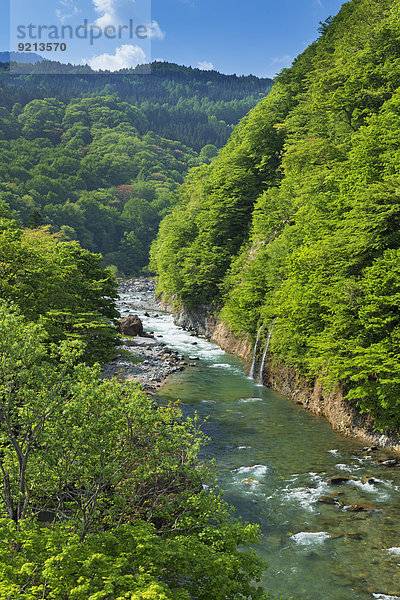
left=152, top=0, right=400, bottom=432
left=150, top=86, right=289, bottom=306
left=0, top=518, right=268, bottom=600
left=0, top=93, right=203, bottom=275
left=18, top=98, right=65, bottom=142
left=0, top=219, right=118, bottom=361
left=1, top=62, right=273, bottom=151
left=0, top=64, right=272, bottom=275
left=0, top=306, right=269, bottom=599
left=199, top=143, right=219, bottom=163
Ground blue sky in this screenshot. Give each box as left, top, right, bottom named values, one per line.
left=4, top=0, right=346, bottom=76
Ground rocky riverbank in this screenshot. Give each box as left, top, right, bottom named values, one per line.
left=101, top=336, right=188, bottom=393
left=171, top=304, right=252, bottom=360
left=102, top=278, right=191, bottom=392
left=105, top=279, right=400, bottom=450
left=118, top=278, right=161, bottom=311
left=168, top=300, right=400, bottom=452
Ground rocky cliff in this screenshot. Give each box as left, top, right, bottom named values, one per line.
left=172, top=305, right=252, bottom=360
left=171, top=302, right=400, bottom=451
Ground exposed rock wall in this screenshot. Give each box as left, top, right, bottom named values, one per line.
left=172, top=306, right=252, bottom=360
left=168, top=300, right=400, bottom=451
left=262, top=361, right=400, bottom=451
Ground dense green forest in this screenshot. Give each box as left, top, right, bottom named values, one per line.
left=0, top=60, right=274, bottom=594
left=0, top=61, right=276, bottom=599
left=0, top=204, right=270, bottom=597
left=151, top=0, right=400, bottom=433
left=0, top=62, right=272, bottom=150
left=0, top=299, right=268, bottom=599
left=0, top=63, right=272, bottom=274
left=0, top=213, right=119, bottom=361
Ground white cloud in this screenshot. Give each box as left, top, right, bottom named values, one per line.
left=93, top=0, right=117, bottom=14
left=94, top=13, right=116, bottom=28
left=56, top=0, right=79, bottom=23
left=91, top=1, right=164, bottom=38
left=93, top=0, right=117, bottom=27
left=92, top=0, right=133, bottom=27
left=93, top=0, right=115, bottom=9
left=197, top=61, right=214, bottom=71
left=83, top=44, right=146, bottom=71
left=146, top=20, right=165, bottom=40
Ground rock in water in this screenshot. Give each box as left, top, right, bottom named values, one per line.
left=318, top=496, right=337, bottom=505
left=381, top=459, right=398, bottom=466
left=347, top=503, right=383, bottom=512
left=119, top=315, right=144, bottom=337
left=346, top=533, right=363, bottom=540
left=327, top=476, right=353, bottom=485
left=362, top=476, right=376, bottom=484
left=241, top=477, right=259, bottom=485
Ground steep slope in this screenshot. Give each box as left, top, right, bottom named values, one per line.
left=151, top=0, right=400, bottom=434
left=0, top=95, right=198, bottom=275
left=0, top=64, right=273, bottom=275
left=0, top=62, right=273, bottom=150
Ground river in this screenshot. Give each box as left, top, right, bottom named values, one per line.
left=119, top=290, right=400, bottom=600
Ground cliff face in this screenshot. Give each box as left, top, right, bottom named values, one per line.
left=262, top=361, right=400, bottom=451
left=172, top=306, right=252, bottom=359
left=152, top=1, right=400, bottom=439
left=170, top=303, right=400, bottom=451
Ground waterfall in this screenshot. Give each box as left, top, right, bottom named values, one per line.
left=249, top=325, right=263, bottom=379
left=259, top=319, right=276, bottom=383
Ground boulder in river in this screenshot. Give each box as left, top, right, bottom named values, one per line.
left=346, top=533, right=364, bottom=540
left=241, top=477, right=259, bottom=485
left=119, top=315, right=144, bottom=337
left=317, top=496, right=337, bottom=505
left=346, top=503, right=383, bottom=512
left=327, top=476, right=353, bottom=485
left=362, top=476, right=376, bottom=484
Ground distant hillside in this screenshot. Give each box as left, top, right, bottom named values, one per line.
left=0, top=61, right=273, bottom=150
left=0, top=51, right=44, bottom=64
left=0, top=94, right=201, bottom=275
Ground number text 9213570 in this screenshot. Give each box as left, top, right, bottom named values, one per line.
left=18, top=43, right=67, bottom=52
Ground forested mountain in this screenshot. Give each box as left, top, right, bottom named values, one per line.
left=0, top=94, right=199, bottom=274
left=0, top=62, right=273, bottom=150
left=0, top=64, right=272, bottom=274
left=0, top=62, right=273, bottom=598
left=151, top=0, right=400, bottom=432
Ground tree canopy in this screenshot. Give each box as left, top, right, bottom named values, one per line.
left=0, top=304, right=270, bottom=600
left=0, top=63, right=272, bottom=275
left=151, top=0, right=400, bottom=432
left=0, top=216, right=118, bottom=361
